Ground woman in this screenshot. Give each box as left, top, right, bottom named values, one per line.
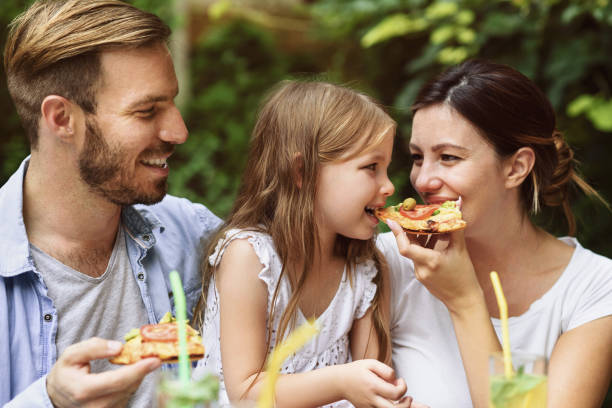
left=379, top=59, right=612, bottom=407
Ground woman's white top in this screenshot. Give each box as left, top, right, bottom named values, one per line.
left=193, top=229, right=379, bottom=407
left=377, top=233, right=612, bottom=408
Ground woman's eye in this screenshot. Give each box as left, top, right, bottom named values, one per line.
left=441, top=154, right=460, bottom=162
left=410, top=153, right=423, bottom=163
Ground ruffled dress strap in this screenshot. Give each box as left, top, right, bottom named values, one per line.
left=354, top=259, right=378, bottom=320
left=209, top=228, right=286, bottom=312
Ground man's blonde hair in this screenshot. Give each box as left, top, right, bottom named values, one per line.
left=3, top=0, right=171, bottom=148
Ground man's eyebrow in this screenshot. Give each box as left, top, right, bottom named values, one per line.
left=125, top=89, right=180, bottom=111
left=409, top=142, right=469, bottom=152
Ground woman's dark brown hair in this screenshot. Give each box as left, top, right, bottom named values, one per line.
left=412, top=59, right=607, bottom=235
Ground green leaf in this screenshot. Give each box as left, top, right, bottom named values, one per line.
left=437, top=46, right=469, bottom=65
left=592, top=7, right=605, bottom=21
left=490, top=373, right=546, bottom=407
left=587, top=100, right=612, bottom=132
left=455, top=9, right=475, bottom=25
left=405, top=43, right=443, bottom=73
left=208, top=0, right=232, bottom=20
left=430, top=25, right=454, bottom=44
left=567, top=94, right=595, bottom=117
left=566, top=95, right=612, bottom=132
left=425, top=2, right=459, bottom=20
left=457, top=27, right=476, bottom=44
left=561, top=4, right=584, bottom=24
left=361, top=13, right=428, bottom=48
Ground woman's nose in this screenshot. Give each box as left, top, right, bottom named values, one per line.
left=412, top=167, right=443, bottom=193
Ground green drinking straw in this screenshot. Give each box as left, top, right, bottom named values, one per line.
left=169, top=270, right=190, bottom=386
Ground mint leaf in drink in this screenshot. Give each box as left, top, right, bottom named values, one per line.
left=161, top=373, right=220, bottom=408
left=490, top=369, right=546, bottom=408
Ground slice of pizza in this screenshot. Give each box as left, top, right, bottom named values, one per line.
left=375, top=197, right=466, bottom=234
left=110, top=312, right=204, bottom=365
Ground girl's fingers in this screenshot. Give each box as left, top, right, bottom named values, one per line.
left=394, top=395, right=414, bottom=408
left=409, top=401, right=431, bottom=408
left=391, top=377, right=408, bottom=399
left=371, top=395, right=396, bottom=408
left=366, top=359, right=396, bottom=382
left=364, top=360, right=408, bottom=401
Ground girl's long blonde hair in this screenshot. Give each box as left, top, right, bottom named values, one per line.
left=194, top=80, right=396, bottom=366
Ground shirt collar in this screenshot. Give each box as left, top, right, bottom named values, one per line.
left=0, top=157, right=33, bottom=277
left=122, top=204, right=165, bottom=248
left=0, top=156, right=166, bottom=277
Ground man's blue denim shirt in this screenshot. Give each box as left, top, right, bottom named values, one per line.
left=0, top=158, right=222, bottom=407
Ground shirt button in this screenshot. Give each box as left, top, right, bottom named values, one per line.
left=142, top=234, right=151, bottom=242
left=137, top=273, right=145, bottom=281
left=44, top=314, right=52, bottom=322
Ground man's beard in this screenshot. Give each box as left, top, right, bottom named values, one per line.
left=78, top=118, right=173, bottom=205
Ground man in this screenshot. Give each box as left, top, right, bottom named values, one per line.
left=0, top=1, right=221, bottom=406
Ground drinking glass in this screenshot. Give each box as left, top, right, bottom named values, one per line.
left=156, top=370, right=219, bottom=408
left=489, top=351, right=547, bottom=408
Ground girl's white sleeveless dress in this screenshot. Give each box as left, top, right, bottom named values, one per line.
left=193, top=229, right=379, bottom=407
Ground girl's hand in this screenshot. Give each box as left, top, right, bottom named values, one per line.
left=386, top=220, right=482, bottom=314
left=339, top=359, right=408, bottom=407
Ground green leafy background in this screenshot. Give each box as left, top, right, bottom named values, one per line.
left=1, top=0, right=611, bottom=402
left=1, top=0, right=610, bottom=252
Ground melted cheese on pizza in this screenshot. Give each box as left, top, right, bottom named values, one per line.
left=376, top=200, right=466, bottom=233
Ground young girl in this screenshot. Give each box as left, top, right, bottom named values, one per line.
left=192, top=80, right=415, bottom=407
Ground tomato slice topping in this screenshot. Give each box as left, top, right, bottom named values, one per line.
left=141, top=323, right=177, bottom=342
left=399, top=204, right=440, bottom=220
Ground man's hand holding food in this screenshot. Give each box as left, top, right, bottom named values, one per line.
left=46, top=337, right=161, bottom=408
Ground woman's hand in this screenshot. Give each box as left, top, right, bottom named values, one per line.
left=386, top=220, right=500, bottom=408
left=386, top=220, right=482, bottom=314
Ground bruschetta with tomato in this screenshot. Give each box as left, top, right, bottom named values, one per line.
left=375, top=197, right=466, bottom=234
left=110, top=312, right=204, bottom=365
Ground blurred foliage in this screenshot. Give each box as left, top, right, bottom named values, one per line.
left=308, top=0, right=612, bottom=258
left=0, top=0, right=610, bottom=260
left=0, top=1, right=30, bottom=179
left=168, top=20, right=312, bottom=214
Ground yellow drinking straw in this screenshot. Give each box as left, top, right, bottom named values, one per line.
left=256, top=320, right=319, bottom=408
left=489, top=271, right=514, bottom=378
